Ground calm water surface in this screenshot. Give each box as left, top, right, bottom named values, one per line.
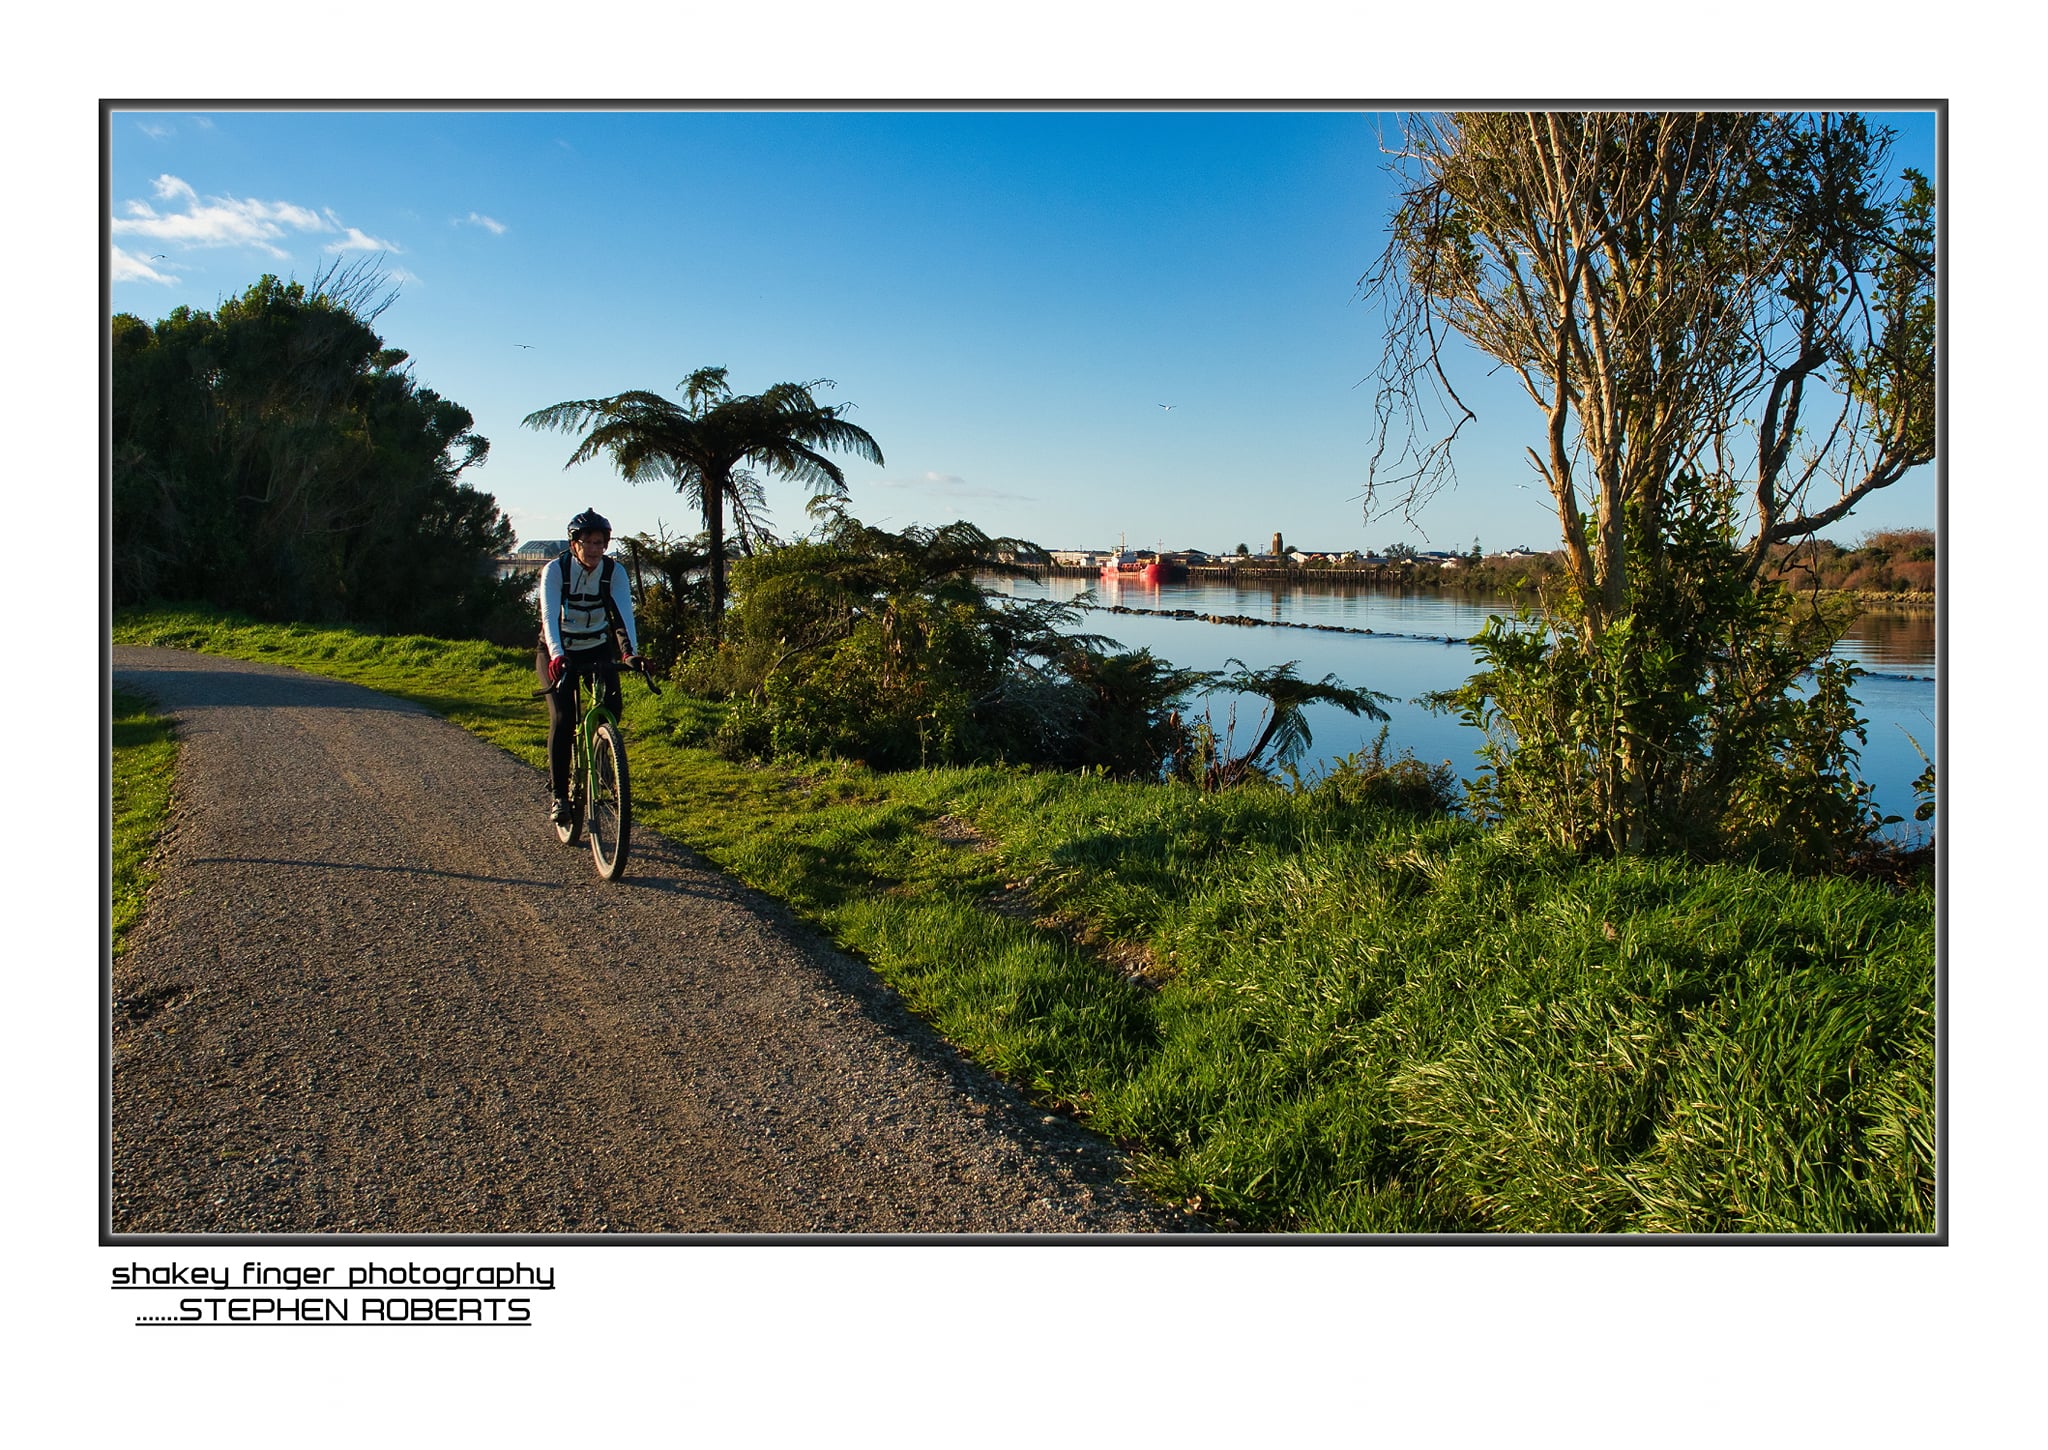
left=984, top=573, right=1937, bottom=836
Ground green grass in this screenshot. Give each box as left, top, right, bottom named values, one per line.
left=113, top=604, right=1938, bottom=1233
left=112, top=687, right=181, bottom=955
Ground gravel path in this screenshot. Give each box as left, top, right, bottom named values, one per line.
left=110, top=646, right=1195, bottom=1235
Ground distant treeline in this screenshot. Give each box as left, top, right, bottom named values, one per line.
left=1045, top=530, right=1936, bottom=602
left=111, top=262, right=534, bottom=644
left=1763, top=529, right=1936, bottom=600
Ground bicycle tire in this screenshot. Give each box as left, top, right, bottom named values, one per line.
left=555, top=778, right=585, bottom=847
left=587, top=720, right=631, bottom=880
left=552, top=677, right=587, bottom=846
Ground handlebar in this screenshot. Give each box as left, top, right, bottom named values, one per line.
left=531, top=656, right=663, bottom=699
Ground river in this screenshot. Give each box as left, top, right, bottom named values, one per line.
left=982, top=572, right=1938, bottom=839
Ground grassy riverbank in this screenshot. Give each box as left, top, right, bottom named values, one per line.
left=112, top=605, right=1937, bottom=1233
left=111, top=688, right=180, bottom=956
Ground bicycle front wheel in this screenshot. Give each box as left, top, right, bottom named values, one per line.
left=587, top=721, right=631, bottom=880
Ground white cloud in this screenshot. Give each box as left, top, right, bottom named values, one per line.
left=110, top=246, right=176, bottom=285
left=137, top=122, right=172, bottom=140
left=110, top=174, right=389, bottom=260
left=462, top=211, right=507, bottom=235
left=324, top=226, right=402, bottom=254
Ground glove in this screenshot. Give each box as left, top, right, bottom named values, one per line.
left=620, top=652, right=642, bottom=671
left=546, top=654, right=566, bottom=686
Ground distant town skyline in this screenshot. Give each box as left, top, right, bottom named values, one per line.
left=107, top=106, right=1937, bottom=560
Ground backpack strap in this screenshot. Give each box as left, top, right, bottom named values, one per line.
left=558, top=551, right=628, bottom=654
left=599, top=556, right=627, bottom=650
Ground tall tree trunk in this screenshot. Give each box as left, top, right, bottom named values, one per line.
left=704, top=468, right=728, bottom=642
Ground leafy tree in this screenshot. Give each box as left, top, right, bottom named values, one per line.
left=1382, top=541, right=1418, bottom=563
left=112, top=261, right=528, bottom=640
left=523, top=367, right=884, bottom=639
left=1441, top=473, right=1880, bottom=869
left=1364, top=111, right=1935, bottom=859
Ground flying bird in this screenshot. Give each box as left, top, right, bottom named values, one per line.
left=515, top=343, right=535, bottom=349
left=1158, top=403, right=1176, bottom=411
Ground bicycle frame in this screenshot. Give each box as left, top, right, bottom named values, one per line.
left=541, top=655, right=660, bottom=879
left=561, top=661, right=623, bottom=799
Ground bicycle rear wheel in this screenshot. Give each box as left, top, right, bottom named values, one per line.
left=555, top=785, right=585, bottom=846
left=587, top=721, right=631, bottom=880
left=555, top=770, right=585, bottom=846
left=553, top=679, right=585, bottom=845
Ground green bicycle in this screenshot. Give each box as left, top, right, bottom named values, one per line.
left=537, top=656, right=661, bottom=881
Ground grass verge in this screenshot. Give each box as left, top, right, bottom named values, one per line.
left=113, top=604, right=1937, bottom=1232
left=112, top=687, right=180, bottom=956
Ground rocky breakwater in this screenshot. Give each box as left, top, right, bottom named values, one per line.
left=1094, top=602, right=1471, bottom=646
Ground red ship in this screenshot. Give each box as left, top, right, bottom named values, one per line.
left=1099, top=548, right=1187, bottom=585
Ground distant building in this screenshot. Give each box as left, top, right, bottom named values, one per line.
left=517, top=538, right=569, bottom=557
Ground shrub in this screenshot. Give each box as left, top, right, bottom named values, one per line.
left=1445, top=475, right=1886, bottom=869
left=681, top=514, right=1210, bottom=777
left=1314, top=727, right=1460, bottom=816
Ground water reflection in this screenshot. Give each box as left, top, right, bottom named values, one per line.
left=1835, top=609, right=1936, bottom=674
left=985, top=573, right=1937, bottom=834
left=1022, top=573, right=1935, bottom=673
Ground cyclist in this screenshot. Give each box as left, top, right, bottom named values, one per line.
left=538, top=508, right=642, bottom=827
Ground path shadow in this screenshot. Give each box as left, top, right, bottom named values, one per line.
left=592, top=836, right=737, bottom=904
left=113, top=667, right=430, bottom=715
left=190, top=857, right=564, bottom=891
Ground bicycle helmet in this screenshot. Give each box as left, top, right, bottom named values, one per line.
left=567, top=508, right=611, bottom=539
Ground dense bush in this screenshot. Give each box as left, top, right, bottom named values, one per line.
left=617, top=530, right=715, bottom=675
left=678, top=515, right=1209, bottom=775
left=1444, top=475, right=1889, bottom=869
left=112, top=262, right=533, bottom=644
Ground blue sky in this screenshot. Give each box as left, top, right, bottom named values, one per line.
left=108, top=106, right=1938, bottom=557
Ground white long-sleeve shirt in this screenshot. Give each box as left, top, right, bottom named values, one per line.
left=540, top=553, right=639, bottom=659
